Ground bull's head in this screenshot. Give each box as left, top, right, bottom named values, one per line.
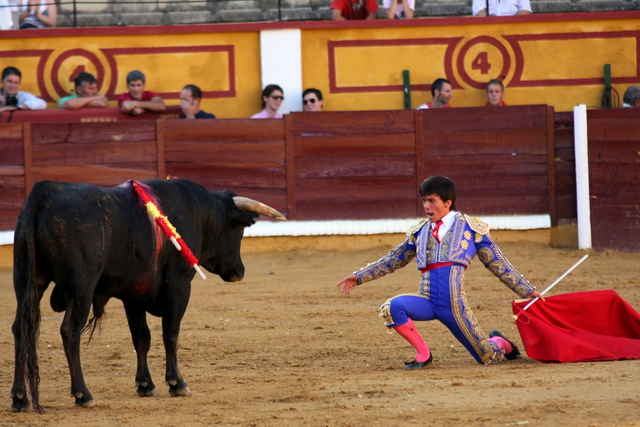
left=200, top=193, right=285, bottom=282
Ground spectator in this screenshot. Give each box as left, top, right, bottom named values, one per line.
left=117, top=70, right=165, bottom=116
left=622, top=85, right=640, bottom=108
left=0, top=66, right=46, bottom=111
left=179, top=84, right=215, bottom=119
left=486, top=79, right=507, bottom=106
left=417, top=78, right=453, bottom=109
left=302, top=88, right=323, bottom=112
left=473, top=0, right=531, bottom=16
left=383, top=0, right=414, bottom=19
left=19, top=0, right=57, bottom=29
left=331, top=0, right=378, bottom=20
left=251, top=84, right=284, bottom=119
left=58, top=72, right=108, bottom=110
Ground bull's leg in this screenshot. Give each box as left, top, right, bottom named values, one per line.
left=11, top=268, right=49, bottom=413
left=162, top=312, right=191, bottom=397
left=11, top=317, right=31, bottom=412
left=123, top=302, right=158, bottom=397
left=60, top=294, right=95, bottom=407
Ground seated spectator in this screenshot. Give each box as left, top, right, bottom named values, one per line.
left=251, top=85, right=284, bottom=119
left=19, top=0, right=57, bottom=29
left=0, top=66, right=46, bottom=111
left=179, top=84, right=215, bottom=119
left=417, top=78, right=453, bottom=109
left=58, top=72, right=108, bottom=110
left=486, top=79, right=507, bottom=106
left=117, top=70, right=165, bottom=116
left=331, top=0, right=378, bottom=20
left=303, top=88, right=324, bottom=112
left=473, top=0, right=531, bottom=16
left=623, top=85, right=640, bottom=108
left=384, top=0, right=414, bottom=19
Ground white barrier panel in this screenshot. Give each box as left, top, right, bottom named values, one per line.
left=573, top=104, right=592, bottom=250
left=244, top=215, right=551, bottom=237
left=0, top=214, right=551, bottom=244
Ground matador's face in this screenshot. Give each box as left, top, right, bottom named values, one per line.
left=422, top=193, right=452, bottom=223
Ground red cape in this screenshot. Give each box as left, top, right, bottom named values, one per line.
left=512, top=290, right=640, bottom=363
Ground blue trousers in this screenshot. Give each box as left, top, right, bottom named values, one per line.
left=382, top=265, right=498, bottom=364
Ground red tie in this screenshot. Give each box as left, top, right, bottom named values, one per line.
left=432, top=220, right=443, bottom=242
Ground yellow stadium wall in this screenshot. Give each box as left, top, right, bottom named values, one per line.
left=1, top=11, right=639, bottom=117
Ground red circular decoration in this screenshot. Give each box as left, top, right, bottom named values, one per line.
left=456, top=36, right=511, bottom=89
left=51, top=49, right=105, bottom=98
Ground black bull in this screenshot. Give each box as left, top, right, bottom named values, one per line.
left=11, top=178, right=285, bottom=413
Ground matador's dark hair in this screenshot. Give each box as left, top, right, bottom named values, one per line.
left=420, top=176, right=456, bottom=211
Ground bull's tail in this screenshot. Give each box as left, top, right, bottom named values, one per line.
left=14, top=182, right=46, bottom=413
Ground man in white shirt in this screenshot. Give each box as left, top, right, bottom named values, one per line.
left=0, top=66, right=47, bottom=112
left=473, top=0, right=532, bottom=16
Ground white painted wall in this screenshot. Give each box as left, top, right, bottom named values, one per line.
left=259, top=29, right=302, bottom=115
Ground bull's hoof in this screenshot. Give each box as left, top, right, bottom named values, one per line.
left=136, top=385, right=159, bottom=397
left=10, top=394, right=30, bottom=412
left=73, top=392, right=95, bottom=408
left=168, top=381, right=192, bottom=397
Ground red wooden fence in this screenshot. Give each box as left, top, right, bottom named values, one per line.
left=586, top=109, right=640, bottom=252
left=1, top=106, right=638, bottom=251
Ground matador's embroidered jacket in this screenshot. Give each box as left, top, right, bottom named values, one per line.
left=354, top=213, right=536, bottom=299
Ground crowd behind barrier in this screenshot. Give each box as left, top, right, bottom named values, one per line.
left=0, top=0, right=636, bottom=28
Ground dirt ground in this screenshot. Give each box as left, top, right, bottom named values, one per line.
left=0, top=239, right=639, bottom=426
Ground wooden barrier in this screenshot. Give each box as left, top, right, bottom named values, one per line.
left=418, top=105, right=555, bottom=217
left=553, top=111, right=577, bottom=223
left=3, top=106, right=637, bottom=252
left=587, top=109, right=640, bottom=252
left=0, top=107, right=558, bottom=233
left=0, top=106, right=182, bottom=124
left=286, top=110, right=418, bottom=220
left=163, top=119, right=287, bottom=215
left=0, top=123, right=24, bottom=230
left=29, top=121, right=159, bottom=189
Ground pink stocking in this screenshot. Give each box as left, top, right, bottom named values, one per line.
left=488, top=336, right=514, bottom=354
left=393, top=319, right=431, bottom=363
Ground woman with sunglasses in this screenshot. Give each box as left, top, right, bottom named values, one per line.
left=302, top=88, right=324, bottom=112
left=251, top=84, right=284, bottom=119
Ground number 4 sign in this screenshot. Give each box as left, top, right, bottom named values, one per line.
left=457, top=36, right=511, bottom=89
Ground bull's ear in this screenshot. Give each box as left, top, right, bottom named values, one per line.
left=230, top=209, right=259, bottom=228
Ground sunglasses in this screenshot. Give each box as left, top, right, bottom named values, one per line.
left=270, top=95, right=284, bottom=101
left=303, top=98, right=317, bottom=105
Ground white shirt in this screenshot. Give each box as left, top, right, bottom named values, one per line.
left=472, top=0, right=532, bottom=16
left=431, top=210, right=457, bottom=242
left=16, top=91, right=47, bottom=110
left=382, top=0, right=415, bottom=19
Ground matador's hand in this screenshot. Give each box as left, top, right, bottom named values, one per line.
left=529, top=289, right=545, bottom=301
left=337, top=275, right=358, bottom=295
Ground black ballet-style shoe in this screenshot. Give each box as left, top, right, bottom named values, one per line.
left=404, top=352, right=433, bottom=370
left=489, top=330, right=521, bottom=360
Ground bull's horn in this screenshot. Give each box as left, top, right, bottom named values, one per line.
left=233, top=197, right=286, bottom=221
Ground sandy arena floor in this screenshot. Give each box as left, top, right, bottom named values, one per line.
left=0, top=239, right=639, bottom=426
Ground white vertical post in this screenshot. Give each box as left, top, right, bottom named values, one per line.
left=259, top=29, right=302, bottom=115
left=573, top=104, right=592, bottom=250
